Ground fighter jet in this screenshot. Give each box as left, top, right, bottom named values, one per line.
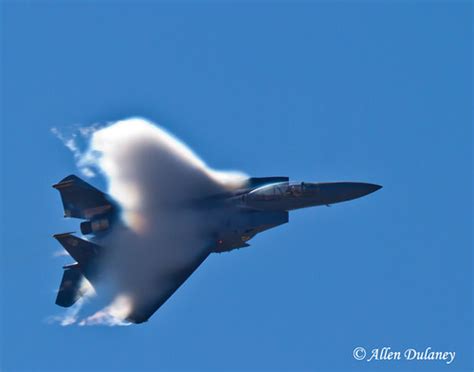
left=53, top=175, right=381, bottom=323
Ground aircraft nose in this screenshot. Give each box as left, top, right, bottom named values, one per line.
left=330, top=182, right=382, bottom=200
left=361, top=183, right=383, bottom=195
left=305, top=182, right=382, bottom=205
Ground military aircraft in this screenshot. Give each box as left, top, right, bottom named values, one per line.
left=53, top=175, right=381, bottom=323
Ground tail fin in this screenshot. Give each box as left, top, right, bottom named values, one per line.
left=55, top=264, right=89, bottom=307
left=52, top=175, right=115, bottom=219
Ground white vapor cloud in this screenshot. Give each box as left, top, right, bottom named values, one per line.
left=53, top=117, right=247, bottom=325
left=78, top=295, right=132, bottom=327
left=51, top=125, right=99, bottom=178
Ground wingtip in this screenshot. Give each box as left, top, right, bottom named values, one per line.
left=53, top=232, right=76, bottom=239
left=52, top=174, right=79, bottom=189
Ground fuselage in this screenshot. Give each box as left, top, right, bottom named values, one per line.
left=211, top=180, right=381, bottom=253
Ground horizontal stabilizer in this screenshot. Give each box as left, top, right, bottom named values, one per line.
left=53, top=175, right=115, bottom=219
left=55, top=264, right=88, bottom=307
left=53, top=233, right=101, bottom=266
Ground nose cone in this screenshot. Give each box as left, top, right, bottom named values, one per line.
left=307, top=182, right=382, bottom=206
left=350, top=182, right=382, bottom=197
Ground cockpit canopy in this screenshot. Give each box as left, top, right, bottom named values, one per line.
left=248, top=182, right=308, bottom=200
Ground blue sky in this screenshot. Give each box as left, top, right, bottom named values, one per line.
left=1, top=1, right=472, bottom=371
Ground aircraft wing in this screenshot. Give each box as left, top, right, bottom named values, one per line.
left=125, top=248, right=212, bottom=324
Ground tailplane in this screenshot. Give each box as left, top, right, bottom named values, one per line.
left=53, top=233, right=102, bottom=266
left=55, top=263, right=89, bottom=307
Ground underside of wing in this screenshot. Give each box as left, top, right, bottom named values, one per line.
left=125, top=249, right=211, bottom=324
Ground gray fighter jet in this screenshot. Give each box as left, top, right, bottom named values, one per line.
left=53, top=175, right=381, bottom=323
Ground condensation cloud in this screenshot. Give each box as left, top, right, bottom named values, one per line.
left=52, top=118, right=247, bottom=325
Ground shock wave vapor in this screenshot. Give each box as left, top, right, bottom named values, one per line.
left=52, top=118, right=381, bottom=324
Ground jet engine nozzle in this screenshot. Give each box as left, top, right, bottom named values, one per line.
left=80, top=218, right=110, bottom=235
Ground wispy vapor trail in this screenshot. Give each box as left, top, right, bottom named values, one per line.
left=78, top=296, right=132, bottom=327
left=52, top=117, right=247, bottom=325
left=51, top=125, right=100, bottom=178
left=46, top=279, right=95, bottom=326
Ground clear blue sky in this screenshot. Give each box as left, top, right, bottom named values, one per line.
left=1, top=2, right=472, bottom=371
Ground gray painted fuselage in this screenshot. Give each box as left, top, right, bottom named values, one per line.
left=210, top=180, right=381, bottom=253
